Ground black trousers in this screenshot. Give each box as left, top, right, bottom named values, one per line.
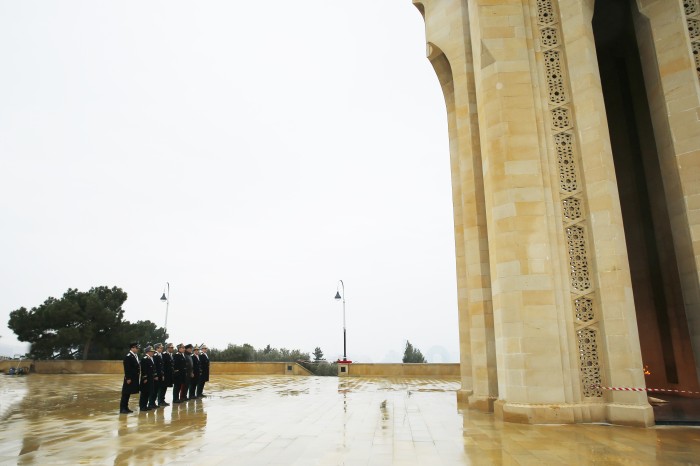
left=188, top=377, right=198, bottom=399
left=178, top=379, right=189, bottom=401
left=158, top=380, right=169, bottom=403
left=196, top=380, right=206, bottom=396
left=147, top=378, right=158, bottom=407
left=120, top=379, right=136, bottom=411
left=139, top=380, right=154, bottom=409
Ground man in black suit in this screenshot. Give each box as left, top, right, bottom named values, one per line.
left=173, top=343, right=187, bottom=403
left=152, top=343, right=165, bottom=408
left=119, top=342, right=140, bottom=414
left=159, top=342, right=174, bottom=406
left=188, top=345, right=201, bottom=399
left=197, top=344, right=210, bottom=398
left=139, top=346, right=156, bottom=412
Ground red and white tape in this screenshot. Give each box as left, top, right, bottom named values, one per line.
left=593, top=384, right=700, bottom=395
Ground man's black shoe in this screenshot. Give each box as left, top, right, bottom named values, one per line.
left=141, top=407, right=151, bottom=412
left=126, top=408, right=134, bottom=413
left=119, top=409, right=130, bottom=414
left=159, top=402, right=170, bottom=407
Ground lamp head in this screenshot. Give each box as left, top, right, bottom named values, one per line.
left=160, top=293, right=167, bottom=302
left=334, top=291, right=342, bottom=301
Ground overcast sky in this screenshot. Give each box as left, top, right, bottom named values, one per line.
left=0, top=1, right=457, bottom=363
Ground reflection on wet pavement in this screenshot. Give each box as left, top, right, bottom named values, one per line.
left=0, top=374, right=698, bottom=464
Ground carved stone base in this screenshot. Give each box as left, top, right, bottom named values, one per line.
left=468, top=394, right=496, bottom=413
left=456, top=389, right=472, bottom=405
left=494, top=400, right=655, bottom=426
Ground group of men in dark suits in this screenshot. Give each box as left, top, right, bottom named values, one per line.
left=119, top=341, right=210, bottom=414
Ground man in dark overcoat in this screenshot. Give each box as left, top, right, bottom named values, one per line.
left=173, top=343, right=187, bottom=403
left=139, top=346, right=156, bottom=412
left=183, top=344, right=194, bottom=400
left=159, top=342, right=174, bottom=406
left=197, top=344, right=210, bottom=398
left=189, top=345, right=202, bottom=399
left=151, top=343, right=165, bottom=408
left=119, top=342, right=140, bottom=414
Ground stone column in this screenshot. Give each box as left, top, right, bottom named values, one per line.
left=634, top=0, right=700, bottom=385
left=414, top=0, right=498, bottom=410
left=558, top=0, right=653, bottom=426
left=466, top=0, right=577, bottom=423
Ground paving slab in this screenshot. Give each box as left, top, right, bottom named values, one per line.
left=0, top=374, right=699, bottom=465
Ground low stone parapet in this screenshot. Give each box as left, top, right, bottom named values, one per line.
left=0, top=359, right=313, bottom=375
left=1, top=360, right=458, bottom=377
left=344, top=363, right=459, bottom=377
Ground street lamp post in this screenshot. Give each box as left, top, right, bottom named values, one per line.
left=334, top=280, right=347, bottom=361
left=160, top=282, right=170, bottom=334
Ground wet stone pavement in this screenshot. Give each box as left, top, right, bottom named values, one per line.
left=0, top=374, right=699, bottom=465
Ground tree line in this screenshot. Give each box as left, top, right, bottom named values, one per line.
left=207, top=343, right=309, bottom=362
left=8, top=286, right=166, bottom=360
left=7, top=286, right=429, bottom=365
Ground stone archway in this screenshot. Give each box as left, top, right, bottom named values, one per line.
left=412, top=0, right=700, bottom=426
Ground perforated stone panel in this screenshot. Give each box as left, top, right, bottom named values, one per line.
left=551, top=106, right=570, bottom=130
left=555, top=133, right=578, bottom=192
left=689, top=18, right=700, bottom=40
left=575, top=296, right=594, bottom=323
left=540, top=27, right=560, bottom=48
left=566, top=225, right=591, bottom=291
left=577, top=328, right=603, bottom=397
left=537, top=0, right=555, bottom=25
left=683, top=1, right=700, bottom=83
left=562, top=197, right=582, bottom=222
left=537, top=0, right=602, bottom=398
left=544, top=50, right=567, bottom=104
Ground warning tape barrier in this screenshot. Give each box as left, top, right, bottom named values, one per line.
left=593, top=385, right=700, bottom=395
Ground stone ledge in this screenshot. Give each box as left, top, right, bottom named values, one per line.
left=494, top=399, right=654, bottom=426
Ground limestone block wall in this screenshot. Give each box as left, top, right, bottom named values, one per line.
left=416, top=0, right=498, bottom=413
left=212, top=362, right=312, bottom=376
left=346, top=363, right=460, bottom=378
left=413, top=0, right=655, bottom=425
left=0, top=360, right=313, bottom=376
left=0, top=360, right=459, bottom=377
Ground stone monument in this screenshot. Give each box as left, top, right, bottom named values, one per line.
left=413, top=0, right=700, bottom=425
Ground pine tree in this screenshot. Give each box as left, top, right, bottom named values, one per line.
left=402, top=340, right=427, bottom=363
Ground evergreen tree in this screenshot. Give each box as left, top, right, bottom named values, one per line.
left=8, top=286, right=167, bottom=359
left=313, top=346, right=325, bottom=362
left=402, top=340, right=427, bottom=363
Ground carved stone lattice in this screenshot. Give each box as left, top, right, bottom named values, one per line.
left=684, top=0, right=699, bottom=16
left=566, top=225, right=591, bottom=291
left=540, top=27, right=559, bottom=47
left=537, top=0, right=555, bottom=25
left=575, top=296, right=594, bottom=323
left=555, top=133, right=578, bottom=192
left=562, top=197, right=582, bottom=222
left=537, top=0, right=601, bottom=398
left=578, top=328, right=603, bottom=397
left=693, top=41, right=700, bottom=76
left=551, top=106, right=570, bottom=130
left=689, top=18, right=700, bottom=40
left=544, top=50, right=567, bottom=104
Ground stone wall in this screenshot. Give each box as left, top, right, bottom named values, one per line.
left=0, top=360, right=311, bottom=375
left=343, top=363, right=460, bottom=377
left=0, top=360, right=458, bottom=377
